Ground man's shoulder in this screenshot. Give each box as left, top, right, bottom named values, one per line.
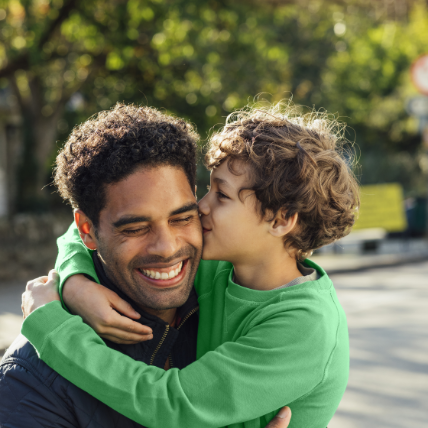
left=0, top=335, right=79, bottom=427
left=1, top=334, right=59, bottom=381
left=0, top=335, right=145, bottom=428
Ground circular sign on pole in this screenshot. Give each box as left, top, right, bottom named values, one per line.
left=411, top=54, right=428, bottom=95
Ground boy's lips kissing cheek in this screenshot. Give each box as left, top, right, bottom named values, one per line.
left=201, top=222, right=212, bottom=234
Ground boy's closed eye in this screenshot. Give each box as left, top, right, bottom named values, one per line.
left=216, top=191, right=230, bottom=200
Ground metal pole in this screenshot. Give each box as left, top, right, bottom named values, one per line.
left=0, top=120, right=8, bottom=218
left=423, top=118, right=428, bottom=240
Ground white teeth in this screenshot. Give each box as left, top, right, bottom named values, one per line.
left=141, top=261, right=184, bottom=280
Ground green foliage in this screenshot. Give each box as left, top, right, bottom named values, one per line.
left=319, top=2, right=428, bottom=194
left=0, top=0, right=427, bottom=210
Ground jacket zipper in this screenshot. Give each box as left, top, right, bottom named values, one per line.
left=168, top=306, right=199, bottom=369
left=150, top=325, right=169, bottom=365
left=177, top=306, right=199, bottom=330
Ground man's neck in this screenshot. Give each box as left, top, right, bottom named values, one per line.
left=140, top=306, right=177, bottom=326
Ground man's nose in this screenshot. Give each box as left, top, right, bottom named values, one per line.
left=146, top=225, right=179, bottom=259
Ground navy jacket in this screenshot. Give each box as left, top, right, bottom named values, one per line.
left=0, top=254, right=199, bottom=427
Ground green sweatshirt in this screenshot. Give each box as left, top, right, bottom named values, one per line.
left=22, top=223, right=349, bottom=428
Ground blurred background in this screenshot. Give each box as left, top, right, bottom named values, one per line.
left=0, top=0, right=427, bottom=426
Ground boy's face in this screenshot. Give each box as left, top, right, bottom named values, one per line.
left=198, top=160, right=274, bottom=264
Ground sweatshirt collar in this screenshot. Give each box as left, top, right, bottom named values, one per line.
left=226, top=259, right=331, bottom=302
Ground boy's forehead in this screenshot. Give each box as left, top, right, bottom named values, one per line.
left=212, top=159, right=252, bottom=187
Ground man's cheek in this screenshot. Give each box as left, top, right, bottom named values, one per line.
left=188, top=226, right=203, bottom=247
left=112, top=239, right=141, bottom=263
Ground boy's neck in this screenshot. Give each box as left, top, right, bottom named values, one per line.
left=233, top=252, right=302, bottom=291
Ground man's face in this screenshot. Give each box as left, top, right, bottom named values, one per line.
left=93, top=165, right=202, bottom=312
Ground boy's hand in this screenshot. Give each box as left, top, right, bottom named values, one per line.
left=63, top=274, right=153, bottom=344
left=265, top=407, right=291, bottom=427
left=22, top=270, right=61, bottom=318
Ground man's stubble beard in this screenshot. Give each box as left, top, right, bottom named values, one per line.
left=96, top=237, right=202, bottom=312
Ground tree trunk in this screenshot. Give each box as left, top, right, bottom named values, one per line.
left=9, top=74, right=65, bottom=209
left=32, top=109, right=64, bottom=195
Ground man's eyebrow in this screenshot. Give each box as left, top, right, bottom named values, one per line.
left=113, top=215, right=151, bottom=229
left=170, top=202, right=199, bottom=217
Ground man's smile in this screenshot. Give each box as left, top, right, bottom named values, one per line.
left=135, top=259, right=190, bottom=288
left=139, top=260, right=183, bottom=279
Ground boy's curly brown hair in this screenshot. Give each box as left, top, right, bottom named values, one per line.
left=54, top=103, right=199, bottom=227
left=205, top=101, right=360, bottom=260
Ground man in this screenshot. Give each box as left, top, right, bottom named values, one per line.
left=0, top=104, right=291, bottom=427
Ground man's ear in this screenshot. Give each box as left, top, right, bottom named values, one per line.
left=74, top=209, right=97, bottom=250
left=268, top=210, right=298, bottom=238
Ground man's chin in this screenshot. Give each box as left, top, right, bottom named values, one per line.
left=132, top=284, right=192, bottom=312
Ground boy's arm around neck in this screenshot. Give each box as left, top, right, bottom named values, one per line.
left=21, top=295, right=339, bottom=428
left=56, top=221, right=100, bottom=310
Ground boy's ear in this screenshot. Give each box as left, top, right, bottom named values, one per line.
left=74, top=209, right=97, bottom=250
left=269, top=210, right=298, bottom=238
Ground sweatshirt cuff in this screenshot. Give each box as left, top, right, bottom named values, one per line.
left=57, top=252, right=99, bottom=311
left=21, top=301, right=74, bottom=357
left=57, top=251, right=100, bottom=289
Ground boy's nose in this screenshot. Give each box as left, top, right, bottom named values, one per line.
left=197, top=194, right=210, bottom=216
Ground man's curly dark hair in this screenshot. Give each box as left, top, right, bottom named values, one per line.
left=54, top=103, right=199, bottom=227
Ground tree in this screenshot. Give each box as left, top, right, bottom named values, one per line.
left=0, top=0, right=425, bottom=212
left=0, top=0, right=340, bottom=206
left=0, top=0, right=92, bottom=206
left=319, top=1, right=428, bottom=194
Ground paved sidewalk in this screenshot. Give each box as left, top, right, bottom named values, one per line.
left=311, top=238, right=428, bottom=274
left=329, top=261, right=428, bottom=428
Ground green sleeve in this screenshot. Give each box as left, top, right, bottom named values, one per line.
left=55, top=222, right=99, bottom=309
left=22, top=301, right=327, bottom=428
